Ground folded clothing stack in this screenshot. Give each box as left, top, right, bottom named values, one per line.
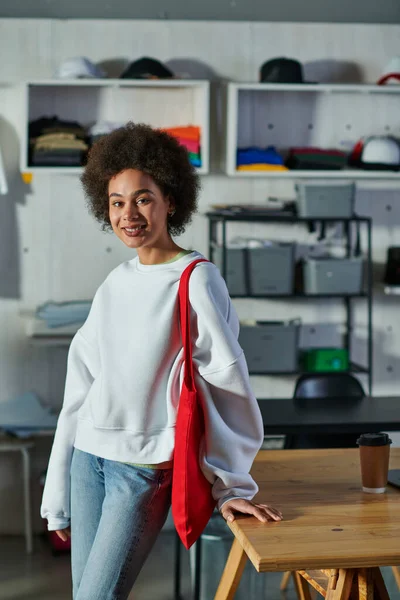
left=285, top=147, right=348, bottom=170
left=36, top=300, right=92, bottom=328
left=236, top=146, right=287, bottom=171
left=162, top=126, right=202, bottom=167
left=88, top=121, right=125, bottom=144
left=29, top=116, right=88, bottom=167
left=0, top=392, right=58, bottom=435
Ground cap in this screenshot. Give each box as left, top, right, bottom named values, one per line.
left=361, top=136, right=400, bottom=169
left=260, top=58, right=306, bottom=84
left=54, top=57, right=106, bottom=79
left=357, top=432, right=392, bottom=446
left=377, top=57, right=400, bottom=85
left=120, top=57, right=174, bottom=79
left=164, top=58, right=220, bottom=81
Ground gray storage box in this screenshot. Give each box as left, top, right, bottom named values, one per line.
left=248, top=243, right=295, bottom=295
left=296, top=182, right=355, bottom=218
left=303, top=257, right=363, bottom=295
left=239, top=320, right=300, bottom=373
left=190, top=513, right=267, bottom=600
left=213, top=246, right=247, bottom=295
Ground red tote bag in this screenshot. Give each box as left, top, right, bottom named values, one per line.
left=172, top=258, right=217, bottom=549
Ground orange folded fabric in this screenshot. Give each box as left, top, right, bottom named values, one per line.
left=236, top=164, right=289, bottom=171
left=163, top=126, right=201, bottom=141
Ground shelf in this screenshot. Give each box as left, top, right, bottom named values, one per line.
left=225, top=82, right=400, bottom=179
left=206, top=211, right=371, bottom=223
left=27, top=79, right=209, bottom=89
left=28, top=335, right=74, bottom=347
left=231, top=293, right=367, bottom=299
left=228, top=169, right=400, bottom=180
left=21, top=80, right=210, bottom=174
left=249, top=362, right=369, bottom=376
left=228, top=83, right=400, bottom=94
left=24, top=165, right=209, bottom=175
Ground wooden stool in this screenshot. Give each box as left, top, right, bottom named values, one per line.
left=391, top=566, right=400, bottom=591
left=281, top=567, right=397, bottom=599
left=0, top=437, right=35, bottom=554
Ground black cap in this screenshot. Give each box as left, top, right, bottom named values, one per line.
left=120, top=57, right=174, bottom=79
left=356, top=432, right=392, bottom=446
left=260, top=58, right=304, bottom=84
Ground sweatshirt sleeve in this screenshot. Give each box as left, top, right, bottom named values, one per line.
left=188, top=262, right=264, bottom=510
left=40, top=298, right=100, bottom=531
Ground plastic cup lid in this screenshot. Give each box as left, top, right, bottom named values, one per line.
left=356, top=432, right=392, bottom=446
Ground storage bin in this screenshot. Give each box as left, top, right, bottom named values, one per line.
left=213, top=246, right=247, bottom=295
left=190, top=513, right=267, bottom=600
left=303, top=257, right=363, bottom=295
left=239, top=320, right=300, bottom=373
left=295, top=182, right=355, bottom=218
left=301, top=348, right=349, bottom=372
left=248, top=243, right=295, bottom=295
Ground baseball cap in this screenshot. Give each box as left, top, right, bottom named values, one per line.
left=164, top=58, right=220, bottom=81
left=260, top=58, right=313, bottom=84
left=54, top=57, right=106, bottom=79
left=349, top=136, right=400, bottom=170
left=120, top=57, right=174, bottom=79
left=377, top=57, right=400, bottom=85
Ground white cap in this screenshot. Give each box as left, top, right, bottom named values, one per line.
left=361, top=136, right=400, bottom=166
left=377, top=57, right=400, bottom=85
left=54, top=57, right=106, bottom=79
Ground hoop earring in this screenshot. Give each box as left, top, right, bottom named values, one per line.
left=169, top=209, right=176, bottom=217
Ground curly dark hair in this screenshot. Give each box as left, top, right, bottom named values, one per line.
left=80, top=122, right=201, bottom=236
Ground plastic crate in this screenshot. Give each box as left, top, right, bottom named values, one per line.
left=301, top=348, right=349, bottom=372
left=303, top=257, right=363, bottom=295
left=239, top=320, right=300, bottom=373
left=248, top=244, right=295, bottom=295
left=296, top=182, right=355, bottom=218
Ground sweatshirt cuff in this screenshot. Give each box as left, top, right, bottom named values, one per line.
left=218, top=496, right=246, bottom=511
left=46, top=516, right=70, bottom=531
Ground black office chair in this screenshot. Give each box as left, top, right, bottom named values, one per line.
left=284, top=373, right=365, bottom=449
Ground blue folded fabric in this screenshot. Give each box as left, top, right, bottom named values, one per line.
left=237, top=146, right=284, bottom=166
left=36, top=300, right=91, bottom=328
left=0, top=392, right=58, bottom=431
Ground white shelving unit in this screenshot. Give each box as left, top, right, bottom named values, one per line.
left=225, top=83, right=400, bottom=179
left=21, top=79, right=210, bottom=175
left=20, top=310, right=79, bottom=347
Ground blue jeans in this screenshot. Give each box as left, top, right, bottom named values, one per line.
left=70, top=448, right=172, bottom=600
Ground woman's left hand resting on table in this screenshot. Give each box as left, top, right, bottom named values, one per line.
left=221, top=498, right=283, bottom=523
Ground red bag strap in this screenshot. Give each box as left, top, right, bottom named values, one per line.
left=178, top=258, right=209, bottom=389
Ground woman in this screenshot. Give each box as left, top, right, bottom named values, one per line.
left=41, top=122, right=282, bottom=599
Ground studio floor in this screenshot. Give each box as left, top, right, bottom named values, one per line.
left=0, top=532, right=399, bottom=600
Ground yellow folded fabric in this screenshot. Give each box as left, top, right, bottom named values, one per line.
left=236, top=164, right=289, bottom=171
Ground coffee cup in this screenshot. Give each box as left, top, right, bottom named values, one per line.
left=356, top=432, right=392, bottom=493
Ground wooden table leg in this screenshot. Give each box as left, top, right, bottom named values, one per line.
left=280, top=571, right=292, bottom=591
left=372, top=567, right=390, bottom=600
left=392, top=566, right=400, bottom=591
left=294, top=572, right=313, bottom=600
left=357, top=569, right=374, bottom=600
left=325, top=569, right=355, bottom=600
left=214, top=538, right=248, bottom=600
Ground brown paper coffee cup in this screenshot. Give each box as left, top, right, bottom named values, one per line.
left=357, top=432, right=392, bottom=493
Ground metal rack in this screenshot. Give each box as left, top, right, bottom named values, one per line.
left=206, top=211, right=373, bottom=393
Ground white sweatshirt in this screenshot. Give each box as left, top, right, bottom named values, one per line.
left=41, top=251, right=264, bottom=531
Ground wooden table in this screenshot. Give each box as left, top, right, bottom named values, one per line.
left=214, top=448, right=400, bottom=600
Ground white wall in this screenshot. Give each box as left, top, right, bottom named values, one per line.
left=0, top=18, right=400, bottom=534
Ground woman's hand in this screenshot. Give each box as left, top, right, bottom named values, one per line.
left=55, top=527, right=71, bottom=542
left=221, top=498, right=283, bottom=524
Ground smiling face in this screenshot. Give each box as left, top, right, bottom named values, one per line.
left=108, top=169, right=174, bottom=250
